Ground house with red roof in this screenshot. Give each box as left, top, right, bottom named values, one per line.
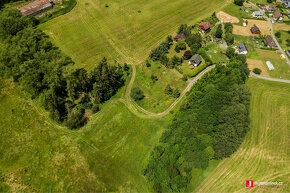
left=199, top=22, right=211, bottom=34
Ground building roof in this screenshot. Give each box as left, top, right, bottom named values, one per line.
left=189, top=54, right=202, bottom=64
left=238, top=43, right=248, bottom=53
left=253, top=11, right=263, bottom=16
left=251, top=26, right=260, bottom=33
left=266, top=61, right=274, bottom=70
left=174, top=33, right=186, bottom=40
left=266, top=4, right=276, bottom=11
left=264, top=36, right=277, bottom=47
left=199, top=22, right=211, bottom=30
left=274, top=12, right=282, bottom=18
left=19, top=0, right=52, bottom=16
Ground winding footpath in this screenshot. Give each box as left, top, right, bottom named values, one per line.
left=125, top=64, right=216, bottom=118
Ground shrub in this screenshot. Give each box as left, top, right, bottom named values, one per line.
left=172, top=88, right=180, bottom=98
left=183, top=50, right=192, bottom=59
left=66, top=109, right=87, bottom=130
left=131, top=87, right=144, bottom=101
left=145, top=60, right=151, bottom=67
left=91, top=104, right=100, bottom=114
left=182, top=75, right=188, bottom=81
left=151, top=74, right=158, bottom=83
left=215, top=24, right=223, bottom=38
left=164, top=84, right=173, bottom=95
left=253, top=68, right=262, bottom=75
left=275, top=31, right=281, bottom=38
left=175, top=41, right=186, bottom=53
left=234, top=0, right=245, bottom=6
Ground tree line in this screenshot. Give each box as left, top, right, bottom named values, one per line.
left=143, top=53, right=251, bottom=192
left=0, top=8, right=126, bottom=129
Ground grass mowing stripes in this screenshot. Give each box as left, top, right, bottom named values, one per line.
left=195, top=78, right=290, bottom=193
left=39, top=0, right=232, bottom=69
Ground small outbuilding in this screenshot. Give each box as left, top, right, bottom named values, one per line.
left=189, top=54, right=202, bottom=67
left=266, top=61, right=274, bottom=71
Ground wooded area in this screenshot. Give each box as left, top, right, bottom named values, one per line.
left=0, top=8, right=126, bottom=129
left=144, top=54, right=251, bottom=192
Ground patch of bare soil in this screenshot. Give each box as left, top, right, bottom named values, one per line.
left=217, top=11, right=239, bottom=23
left=233, top=19, right=271, bottom=36
left=247, top=59, right=270, bottom=77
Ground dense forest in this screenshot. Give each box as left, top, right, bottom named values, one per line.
left=0, top=8, right=126, bottom=129
left=144, top=53, right=251, bottom=192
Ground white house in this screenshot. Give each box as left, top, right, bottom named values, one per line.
left=252, top=11, right=264, bottom=18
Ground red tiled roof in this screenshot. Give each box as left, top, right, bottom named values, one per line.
left=199, top=22, right=211, bottom=31
left=19, top=0, right=52, bottom=16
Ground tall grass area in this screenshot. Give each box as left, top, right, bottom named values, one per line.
left=195, top=78, right=290, bottom=192
left=0, top=79, right=171, bottom=192
left=39, top=0, right=232, bottom=69
left=133, top=62, right=186, bottom=112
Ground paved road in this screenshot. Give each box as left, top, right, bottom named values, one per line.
left=250, top=72, right=290, bottom=83
left=126, top=64, right=215, bottom=118
left=266, top=18, right=290, bottom=66
left=250, top=1, right=290, bottom=66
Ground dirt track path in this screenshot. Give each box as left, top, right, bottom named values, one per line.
left=125, top=64, right=216, bottom=118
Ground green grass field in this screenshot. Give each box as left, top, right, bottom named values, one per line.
left=195, top=78, right=290, bottom=192
left=256, top=49, right=290, bottom=80
left=133, top=61, right=187, bottom=113
left=39, top=0, right=232, bottom=69
left=0, top=78, right=172, bottom=192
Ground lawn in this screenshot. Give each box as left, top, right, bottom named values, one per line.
left=222, top=3, right=257, bottom=23
left=39, top=0, right=232, bottom=70
left=256, top=49, right=290, bottom=79
left=234, top=34, right=261, bottom=59
left=133, top=61, right=187, bottom=113
left=0, top=78, right=171, bottom=192
left=195, top=78, right=290, bottom=192
left=274, top=30, right=290, bottom=52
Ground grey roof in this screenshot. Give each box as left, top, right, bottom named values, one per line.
left=251, top=26, right=260, bottom=33
left=253, top=11, right=263, bottom=16
left=189, top=54, right=202, bottom=64
left=238, top=43, right=248, bottom=53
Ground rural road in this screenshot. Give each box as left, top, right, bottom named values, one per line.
left=250, top=1, right=290, bottom=66
left=250, top=72, right=290, bottom=83
left=266, top=18, right=290, bottom=66
left=125, top=64, right=215, bottom=118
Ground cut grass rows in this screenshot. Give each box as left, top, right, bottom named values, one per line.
left=195, top=78, right=290, bottom=192
left=40, top=0, right=232, bottom=69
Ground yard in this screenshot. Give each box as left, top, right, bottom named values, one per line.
left=39, top=0, right=232, bottom=70
left=233, top=19, right=271, bottom=36
left=274, top=30, right=290, bottom=51
left=256, top=49, right=290, bottom=79
left=234, top=34, right=260, bottom=59
left=133, top=61, right=187, bottom=113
